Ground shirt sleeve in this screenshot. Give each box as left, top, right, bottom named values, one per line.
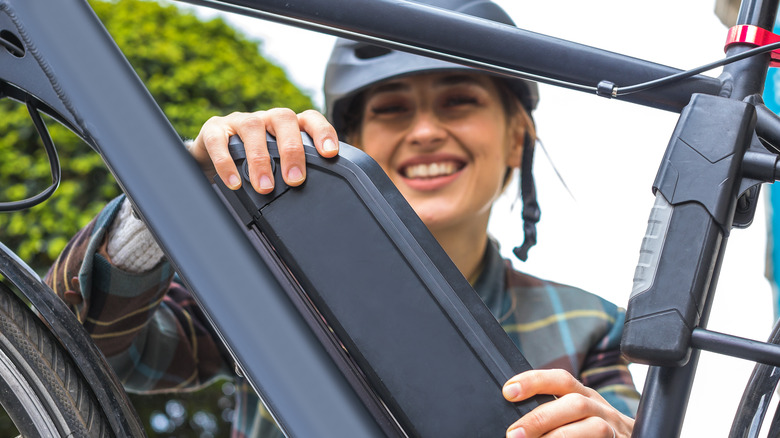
left=498, top=264, right=641, bottom=419
left=44, top=195, right=233, bottom=393
left=579, top=306, right=641, bottom=418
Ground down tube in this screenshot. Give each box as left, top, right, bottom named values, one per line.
left=0, top=1, right=387, bottom=437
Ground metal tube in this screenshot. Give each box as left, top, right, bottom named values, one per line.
left=722, top=0, right=779, bottom=100
left=1, top=1, right=386, bottom=436
left=737, top=0, right=779, bottom=30
left=632, top=1, right=779, bottom=436
left=630, top=237, right=725, bottom=438
left=631, top=357, right=701, bottom=438
left=692, top=328, right=780, bottom=367
left=180, top=0, right=722, bottom=112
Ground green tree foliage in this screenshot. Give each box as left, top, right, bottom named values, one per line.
left=0, top=0, right=313, bottom=274
left=1, top=1, right=314, bottom=436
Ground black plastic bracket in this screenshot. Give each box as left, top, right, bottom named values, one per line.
left=622, top=93, right=756, bottom=367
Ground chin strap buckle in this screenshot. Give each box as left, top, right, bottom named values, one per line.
left=725, top=24, right=780, bottom=67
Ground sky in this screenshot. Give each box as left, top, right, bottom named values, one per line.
left=172, top=0, right=779, bottom=435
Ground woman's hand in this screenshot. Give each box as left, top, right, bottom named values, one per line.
left=189, top=108, right=339, bottom=194
left=503, top=369, right=634, bottom=438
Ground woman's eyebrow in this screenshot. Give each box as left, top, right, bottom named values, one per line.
left=366, top=82, right=409, bottom=97
left=433, top=74, right=483, bottom=88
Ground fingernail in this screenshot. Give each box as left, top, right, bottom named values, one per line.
left=259, top=175, right=274, bottom=191
left=507, top=427, right=526, bottom=438
left=287, top=166, right=304, bottom=184
left=323, top=138, right=338, bottom=153
left=503, top=383, right=522, bottom=400
left=228, top=174, right=241, bottom=189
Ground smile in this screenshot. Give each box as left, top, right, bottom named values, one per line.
left=400, top=161, right=465, bottom=179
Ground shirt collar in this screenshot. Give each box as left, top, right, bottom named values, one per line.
left=471, top=238, right=506, bottom=312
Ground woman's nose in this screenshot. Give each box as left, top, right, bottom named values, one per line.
left=405, top=110, right=446, bottom=149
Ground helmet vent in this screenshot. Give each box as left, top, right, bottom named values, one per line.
left=354, top=45, right=392, bottom=60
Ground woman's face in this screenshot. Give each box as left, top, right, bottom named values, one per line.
left=354, top=72, right=528, bottom=234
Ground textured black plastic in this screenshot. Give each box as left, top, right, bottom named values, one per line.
left=215, top=134, right=550, bottom=437
left=623, top=200, right=723, bottom=366
left=622, top=94, right=755, bottom=367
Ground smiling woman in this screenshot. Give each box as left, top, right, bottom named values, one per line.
left=44, top=0, right=701, bottom=437
left=144, top=0, right=639, bottom=436
left=353, top=73, right=526, bottom=279
left=187, top=0, right=778, bottom=435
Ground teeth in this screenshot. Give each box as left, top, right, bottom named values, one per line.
left=404, top=162, right=457, bottom=179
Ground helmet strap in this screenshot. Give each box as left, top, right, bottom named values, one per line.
left=512, top=132, right=540, bottom=262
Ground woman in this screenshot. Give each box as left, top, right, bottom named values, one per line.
left=46, top=0, right=638, bottom=437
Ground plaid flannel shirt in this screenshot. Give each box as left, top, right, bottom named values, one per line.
left=45, top=195, right=639, bottom=437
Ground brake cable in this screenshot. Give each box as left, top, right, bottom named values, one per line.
left=0, top=99, right=61, bottom=212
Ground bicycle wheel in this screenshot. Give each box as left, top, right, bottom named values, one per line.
left=0, top=281, right=110, bottom=437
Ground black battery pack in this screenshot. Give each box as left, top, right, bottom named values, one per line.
left=213, top=133, right=551, bottom=437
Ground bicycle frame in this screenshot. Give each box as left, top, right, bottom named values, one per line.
left=2, top=0, right=780, bottom=437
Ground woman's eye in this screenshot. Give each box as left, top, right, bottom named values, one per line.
left=370, top=104, right=407, bottom=115
left=444, top=96, right=478, bottom=107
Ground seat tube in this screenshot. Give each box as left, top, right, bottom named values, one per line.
left=630, top=1, right=778, bottom=436
left=631, top=241, right=726, bottom=437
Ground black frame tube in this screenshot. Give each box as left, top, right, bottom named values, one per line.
left=179, top=0, right=722, bottom=113
left=692, top=328, right=780, bottom=367
left=0, top=1, right=384, bottom=437
left=630, top=0, right=779, bottom=436
left=631, top=238, right=727, bottom=438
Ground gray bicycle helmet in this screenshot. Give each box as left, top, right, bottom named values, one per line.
left=323, top=0, right=541, bottom=261
left=323, top=0, right=539, bottom=136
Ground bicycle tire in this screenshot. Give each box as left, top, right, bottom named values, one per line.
left=0, top=281, right=111, bottom=437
